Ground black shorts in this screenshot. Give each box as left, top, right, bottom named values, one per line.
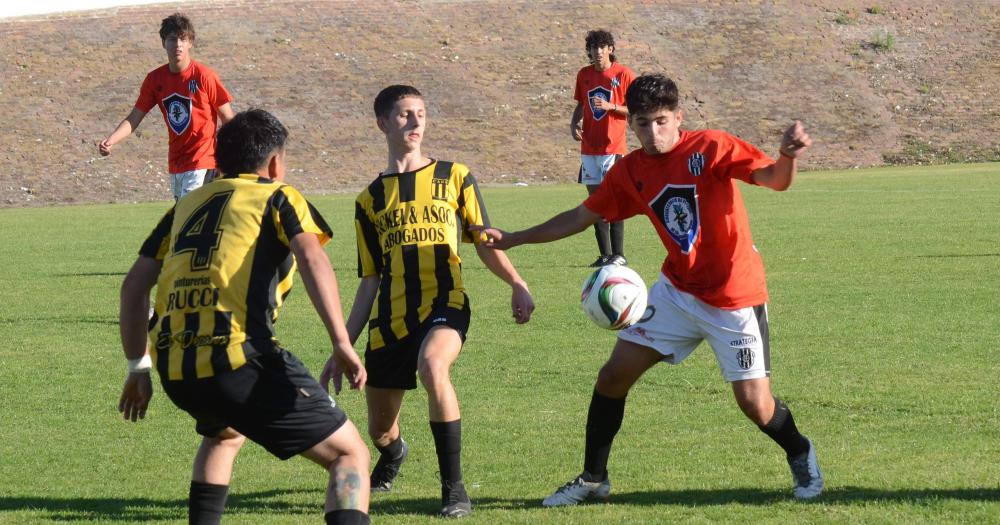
left=161, top=348, right=347, bottom=460
left=365, top=306, right=471, bottom=390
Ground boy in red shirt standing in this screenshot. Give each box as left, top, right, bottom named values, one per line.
left=571, top=30, right=635, bottom=267
left=477, top=74, right=824, bottom=505
left=99, top=13, right=235, bottom=201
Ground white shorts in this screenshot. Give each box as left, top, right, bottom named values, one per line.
left=171, top=169, right=215, bottom=200
left=618, top=274, right=771, bottom=382
left=578, top=154, right=622, bottom=186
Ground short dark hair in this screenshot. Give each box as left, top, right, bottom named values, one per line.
left=585, top=29, right=616, bottom=63
left=625, top=74, right=680, bottom=115
left=373, top=85, right=423, bottom=118
left=215, top=109, right=288, bottom=176
left=159, top=13, right=194, bottom=42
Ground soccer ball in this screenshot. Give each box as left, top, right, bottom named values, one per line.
left=580, top=265, right=648, bottom=330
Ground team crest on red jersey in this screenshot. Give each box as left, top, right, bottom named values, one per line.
left=688, top=152, right=705, bottom=176
left=650, top=185, right=700, bottom=254
left=162, top=93, right=192, bottom=135
left=587, top=86, right=612, bottom=121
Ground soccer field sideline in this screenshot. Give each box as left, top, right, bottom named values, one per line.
left=0, top=165, right=997, bottom=523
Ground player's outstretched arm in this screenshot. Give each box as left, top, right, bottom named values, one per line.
left=753, top=120, right=812, bottom=192
left=570, top=102, right=584, bottom=141
left=118, top=256, right=160, bottom=422
left=472, top=204, right=602, bottom=250
left=218, top=103, right=236, bottom=124
left=99, top=108, right=146, bottom=156
left=290, top=232, right=367, bottom=394
left=344, top=275, right=379, bottom=346
left=474, top=244, right=535, bottom=324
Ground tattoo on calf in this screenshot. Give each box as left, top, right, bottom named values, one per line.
left=334, top=467, right=363, bottom=509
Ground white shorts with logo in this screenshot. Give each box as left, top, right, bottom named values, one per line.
left=578, top=154, right=622, bottom=185
left=171, top=169, right=215, bottom=200
left=618, top=274, right=771, bottom=382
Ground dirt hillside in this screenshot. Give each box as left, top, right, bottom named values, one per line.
left=1, top=0, right=997, bottom=207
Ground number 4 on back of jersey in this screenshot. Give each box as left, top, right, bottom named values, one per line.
left=174, top=191, right=233, bottom=271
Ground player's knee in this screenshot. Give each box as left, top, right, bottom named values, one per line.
left=417, top=359, right=450, bottom=389
left=214, top=428, right=246, bottom=447
left=595, top=363, right=629, bottom=396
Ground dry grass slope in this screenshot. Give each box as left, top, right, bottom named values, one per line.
left=1, top=0, right=997, bottom=206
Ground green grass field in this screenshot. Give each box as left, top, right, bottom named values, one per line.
left=0, top=163, right=997, bottom=524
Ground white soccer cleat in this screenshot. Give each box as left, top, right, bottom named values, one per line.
left=542, top=473, right=611, bottom=507
left=788, top=439, right=824, bottom=499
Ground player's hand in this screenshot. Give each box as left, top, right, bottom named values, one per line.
left=510, top=281, right=535, bottom=324
left=98, top=139, right=114, bottom=156
left=571, top=121, right=583, bottom=141
left=779, top=121, right=812, bottom=159
left=118, top=372, right=153, bottom=422
left=591, top=97, right=613, bottom=111
left=468, top=225, right=517, bottom=250
left=320, top=348, right=367, bottom=394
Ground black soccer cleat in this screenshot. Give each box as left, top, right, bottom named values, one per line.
left=590, top=255, right=612, bottom=267
left=370, top=439, right=408, bottom=493
left=440, top=480, right=472, bottom=518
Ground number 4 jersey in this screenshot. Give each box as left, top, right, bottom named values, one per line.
left=139, top=174, right=332, bottom=380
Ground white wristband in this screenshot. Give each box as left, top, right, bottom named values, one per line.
left=127, top=355, right=153, bottom=373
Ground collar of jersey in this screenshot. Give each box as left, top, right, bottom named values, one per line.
left=221, top=173, right=274, bottom=184
left=379, top=158, right=435, bottom=178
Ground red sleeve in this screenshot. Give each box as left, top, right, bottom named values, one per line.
left=713, top=132, right=774, bottom=185
left=622, top=66, right=637, bottom=89
left=206, top=68, right=233, bottom=108
left=573, top=69, right=585, bottom=104
left=134, top=71, right=157, bottom=113
left=582, top=160, right=641, bottom=222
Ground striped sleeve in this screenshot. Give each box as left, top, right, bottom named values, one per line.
left=138, top=207, right=175, bottom=260
left=355, top=197, right=383, bottom=278
left=272, top=185, right=333, bottom=247
left=457, top=169, right=490, bottom=243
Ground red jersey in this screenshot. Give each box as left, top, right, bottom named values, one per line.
left=135, top=60, right=233, bottom=173
left=574, top=62, right=635, bottom=155
left=584, top=130, right=775, bottom=309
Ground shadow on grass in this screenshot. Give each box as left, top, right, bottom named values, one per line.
left=0, top=315, right=117, bottom=325
left=615, top=486, right=1000, bottom=505
left=1, top=487, right=997, bottom=521
left=54, top=272, right=128, bottom=277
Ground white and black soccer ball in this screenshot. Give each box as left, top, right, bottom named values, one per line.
left=580, top=265, right=648, bottom=330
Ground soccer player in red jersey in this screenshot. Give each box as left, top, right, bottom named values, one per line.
left=475, top=74, right=824, bottom=504
left=571, top=30, right=635, bottom=267
left=99, top=13, right=235, bottom=201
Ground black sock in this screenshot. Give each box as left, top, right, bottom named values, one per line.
left=610, top=221, right=624, bottom=257
left=758, top=397, right=810, bottom=457
left=593, top=222, right=611, bottom=256
left=376, top=436, right=404, bottom=459
left=583, top=389, right=626, bottom=481
left=430, top=419, right=462, bottom=483
left=325, top=509, right=370, bottom=525
left=188, top=481, right=228, bottom=525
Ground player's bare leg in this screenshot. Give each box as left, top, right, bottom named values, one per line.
left=417, top=326, right=470, bottom=517
left=732, top=377, right=823, bottom=499
left=365, top=386, right=408, bottom=492
left=544, top=339, right=661, bottom=507
left=301, top=419, right=371, bottom=521
left=189, top=428, right=245, bottom=524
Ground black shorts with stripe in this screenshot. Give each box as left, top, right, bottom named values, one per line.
left=161, top=346, right=347, bottom=460
left=364, top=305, right=471, bottom=390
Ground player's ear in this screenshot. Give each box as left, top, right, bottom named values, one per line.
left=376, top=116, right=388, bottom=134
left=675, top=110, right=684, bottom=126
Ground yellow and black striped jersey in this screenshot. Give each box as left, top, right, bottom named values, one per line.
left=355, top=159, right=488, bottom=350
left=139, top=173, right=333, bottom=380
